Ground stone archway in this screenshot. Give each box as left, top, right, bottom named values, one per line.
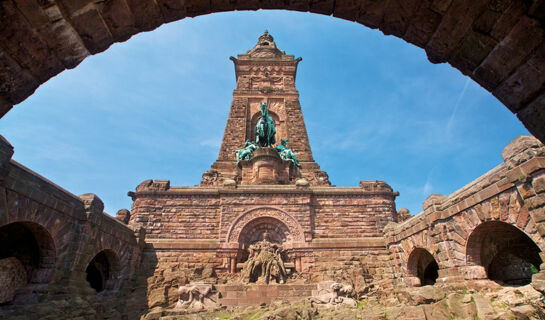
left=0, top=221, right=56, bottom=303
left=85, top=249, right=120, bottom=293
left=1, top=1, right=544, bottom=142
left=406, top=248, right=439, bottom=287
left=226, top=206, right=305, bottom=245
left=466, top=221, right=543, bottom=286
left=238, top=216, right=291, bottom=248
left=236, top=216, right=292, bottom=271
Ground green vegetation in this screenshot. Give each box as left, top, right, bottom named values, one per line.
left=247, top=310, right=266, bottom=320
left=356, top=300, right=368, bottom=308
left=529, top=264, right=539, bottom=274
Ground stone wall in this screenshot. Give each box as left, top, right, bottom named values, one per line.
left=3, top=130, right=545, bottom=317
left=128, top=180, right=399, bottom=309
left=0, top=136, right=145, bottom=319
left=384, top=136, right=545, bottom=292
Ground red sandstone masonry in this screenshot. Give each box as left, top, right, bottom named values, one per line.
left=384, top=136, right=545, bottom=288
left=0, top=134, right=143, bottom=318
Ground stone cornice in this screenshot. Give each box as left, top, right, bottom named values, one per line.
left=129, top=185, right=398, bottom=199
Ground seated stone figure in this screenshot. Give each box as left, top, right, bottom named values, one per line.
left=274, top=139, right=300, bottom=167
left=233, top=140, right=258, bottom=164
left=241, top=232, right=287, bottom=284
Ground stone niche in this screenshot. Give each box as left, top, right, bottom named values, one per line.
left=238, top=148, right=293, bottom=184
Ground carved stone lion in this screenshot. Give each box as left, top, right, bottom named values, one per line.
left=175, top=282, right=217, bottom=311
left=310, top=281, right=357, bottom=308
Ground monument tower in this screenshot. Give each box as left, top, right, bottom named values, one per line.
left=129, top=31, right=399, bottom=308
left=202, top=30, right=330, bottom=186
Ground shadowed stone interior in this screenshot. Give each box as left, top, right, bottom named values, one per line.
left=467, top=221, right=542, bottom=285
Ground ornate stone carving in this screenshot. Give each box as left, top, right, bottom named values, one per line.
left=359, top=180, right=393, bottom=192
left=310, top=281, right=357, bottom=307
left=136, top=179, right=170, bottom=192
left=240, top=232, right=287, bottom=284
left=175, top=282, right=217, bottom=311
left=201, top=170, right=220, bottom=186
left=226, top=207, right=305, bottom=244
left=311, top=171, right=331, bottom=186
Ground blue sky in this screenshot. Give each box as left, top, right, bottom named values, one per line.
left=0, top=10, right=529, bottom=216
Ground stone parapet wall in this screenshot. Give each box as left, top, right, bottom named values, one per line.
left=0, top=136, right=144, bottom=319
left=384, top=136, right=545, bottom=290
left=129, top=184, right=398, bottom=242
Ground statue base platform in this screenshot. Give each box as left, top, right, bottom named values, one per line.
left=217, top=283, right=317, bottom=307
left=238, top=147, right=294, bottom=185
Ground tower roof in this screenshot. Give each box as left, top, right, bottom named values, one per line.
left=247, top=30, right=284, bottom=58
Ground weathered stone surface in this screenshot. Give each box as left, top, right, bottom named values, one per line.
left=355, top=0, right=389, bottom=29
left=517, top=92, right=545, bottom=144
left=116, top=208, right=130, bottom=224
left=422, top=193, right=446, bottom=210
left=397, top=285, right=446, bottom=305
left=450, top=31, right=497, bottom=75
left=494, top=44, right=545, bottom=112
left=70, top=8, right=115, bottom=54
left=425, top=0, right=489, bottom=63
left=501, top=135, right=545, bottom=168
left=379, top=0, right=420, bottom=37
left=403, top=1, right=443, bottom=47
left=0, top=0, right=65, bottom=82
left=474, top=17, right=543, bottom=91
left=0, top=257, right=27, bottom=303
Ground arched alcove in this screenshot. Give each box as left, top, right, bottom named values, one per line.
left=237, top=217, right=291, bottom=264
left=249, top=110, right=283, bottom=144
left=466, top=221, right=542, bottom=286
left=407, top=248, right=439, bottom=286
left=85, top=249, right=120, bottom=293
left=0, top=222, right=56, bottom=303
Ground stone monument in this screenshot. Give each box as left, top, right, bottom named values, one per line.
left=128, top=30, right=400, bottom=309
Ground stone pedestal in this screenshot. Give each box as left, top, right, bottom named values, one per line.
left=239, top=148, right=292, bottom=184
left=216, top=283, right=317, bottom=306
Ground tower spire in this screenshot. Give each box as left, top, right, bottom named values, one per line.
left=201, top=31, right=330, bottom=186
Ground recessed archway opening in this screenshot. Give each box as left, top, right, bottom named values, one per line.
left=407, top=248, right=439, bottom=286
left=237, top=217, right=291, bottom=264
left=85, top=250, right=119, bottom=293
left=0, top=222, right=56, bottom=304
left=466, top=221, right=542, bottom=286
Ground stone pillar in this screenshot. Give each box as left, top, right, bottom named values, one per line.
left=230, top=257, right=237, bottom=274
left=295, top=256, right=302, bottom=273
